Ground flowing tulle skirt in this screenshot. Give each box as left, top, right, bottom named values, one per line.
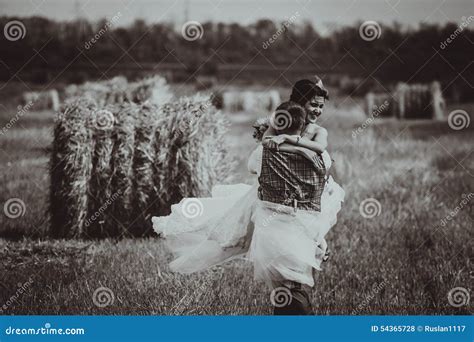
left=152, top=176, right=344, bottom=287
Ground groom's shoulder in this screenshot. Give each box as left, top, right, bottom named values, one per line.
left=261, top=146, right=306, bottom=162
left=261, top=146, right=312, bottom=165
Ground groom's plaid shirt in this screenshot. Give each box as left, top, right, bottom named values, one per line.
left=258, top=147, right=326, bottom=212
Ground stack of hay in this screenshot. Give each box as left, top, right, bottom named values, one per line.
left=22, top=89, right=60, bottom=111
left=364, top=92, right=392, bottom=118
left=63, top=76, right=172, bottom=106
left=365, top=81, right=445, bottom=119
left=63, top=77, right=125, bottom=106
left=50, top=89, right=233, bottom=238
left=127, top=76, right=172, bottom=105
left=218, top=90, right=280, bottom=113
left=392, top=82, right=445, bottom=119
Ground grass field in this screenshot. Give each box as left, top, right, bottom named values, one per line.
left=0, top=86, right=472, bottom=315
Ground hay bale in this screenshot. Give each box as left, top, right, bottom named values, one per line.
left=430, top=81, right=445, bottom=120
left=50, top=88, right=233, bottom=239
left=211, top=91, right=223, bottom=109
left=222, top=91, right=242, bottom=111
left=221, top=90, right=281, bottom=113
left=393, top=82, right=445, bottom=119
left=130, top=103, right=166, bottom=236
left=49, top=89, right=60, bottom=111
left=242, top=91, right=256, bottom=112
left=365, top=92, right=392, bottom=117
left=22, top=91, right=39, bottom=105
left=367, top=82, right=445, bottom=120
left=69, top=82, right=110, bottom=105
left=267, top=90, right=281, bottom=112
left=64, top=76, right=128, bottom=106
left=127, top=76, right=172, bottom=105
left=64, top=84, right=78, bottom=99
left=64, top=76, right=171, bottom=107
left=84, top=105, right=116, bottom=238
left=107, top=103, right=138, bottom=235
left=50, top=97, right=96, bottom=238
left=154, top=95, right=234, bottom=211
left=195, top=75, right=217, bottom=90
left=21, top=90, right=60, bottom=111
left=393, top=84, right=408, bottom=118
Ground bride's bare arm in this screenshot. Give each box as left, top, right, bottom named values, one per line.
left=283, top=127, right=328, bottom=153
left=263, top=124, right=328, bottom=153
left=272, top=143, right=324, bottom=168
left=277, top=143, right=310, bottom=155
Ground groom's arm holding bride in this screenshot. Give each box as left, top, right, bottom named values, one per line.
left=262, top=124, right=327, bottom=169
left=263, top=124, right=327, bottom=153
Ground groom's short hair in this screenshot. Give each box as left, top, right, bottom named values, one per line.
left=273, top=101, right=306, bottom=135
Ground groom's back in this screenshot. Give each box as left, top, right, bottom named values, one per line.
left=258, top=147, right=326, bottom=212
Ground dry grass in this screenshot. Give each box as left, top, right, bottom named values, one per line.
left=0, top=88, right=472, bottom=315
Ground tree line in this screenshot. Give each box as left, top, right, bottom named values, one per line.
left=0, top=16, right=472, bottom=100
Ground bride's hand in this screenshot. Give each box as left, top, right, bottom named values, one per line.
left=263, top=135, right=287, bottom=150
left=297, top=147, right=325, bottom=169
left=316, top=239, right=330, bottom=262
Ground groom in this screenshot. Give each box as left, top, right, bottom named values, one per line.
left=259, top=102, right=326, bottom=315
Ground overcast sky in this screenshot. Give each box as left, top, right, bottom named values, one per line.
left=1, top=0, right=471, bottom=33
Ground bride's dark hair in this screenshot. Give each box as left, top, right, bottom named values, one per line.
left=289, top=77, right=329, bottom=106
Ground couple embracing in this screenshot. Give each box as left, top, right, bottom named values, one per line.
left=152, top=77, right=345, bottom=315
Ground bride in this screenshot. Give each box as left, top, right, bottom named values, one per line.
left=152, top=77, right=344, bottom=308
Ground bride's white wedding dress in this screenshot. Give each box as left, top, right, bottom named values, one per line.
left=152, top=145, right=345, bottom=287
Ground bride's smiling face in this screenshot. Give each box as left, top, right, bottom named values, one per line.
left=304, top=96, right=325, bottom=124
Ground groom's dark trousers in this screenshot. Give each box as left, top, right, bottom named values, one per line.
left=272, top=280, right=314, bottom=315
left=258, top=147, right=326, bottom=316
